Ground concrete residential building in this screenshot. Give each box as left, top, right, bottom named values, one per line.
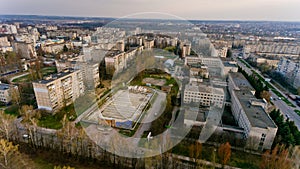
left=183, top=83, right=224, bottom=108
left=229, top=72, right=277, bottom=150
left=0, top=83, right=18, bottom=104
left=55, top=60, right=100, bottom=90
left=277, top=58, right=300, bottom=88
left=74, top=62, right=100, bottom=90
left=33, top=69, right=84, bottom=111
left=12, top=41, right=36, bottom=59
left=144, top=39, right=154, bottom=49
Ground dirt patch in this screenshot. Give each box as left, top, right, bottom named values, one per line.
left=142, top=78, right=166, bottom=86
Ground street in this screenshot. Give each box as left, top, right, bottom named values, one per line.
left=271, top=91, right=300, bottom=130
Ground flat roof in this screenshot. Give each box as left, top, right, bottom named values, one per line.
left=229, top=72, right=254, bottom=90
left=223, top=61, right=238, bottom=67
left=185, top=83, right=224, bottom=96
left=34, top=68, right=78, bottom=84
left=0, top=83, right=10, bottom=90
left=235, top=89, right=277, bottom=129
left=105, top=50, right=124, bottom=58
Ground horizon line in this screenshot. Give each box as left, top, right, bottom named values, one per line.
left=1, top=13, right=300, bottom=23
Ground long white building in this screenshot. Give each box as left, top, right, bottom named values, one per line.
left=183, top=83, right=224, bottom=108
left=229, top=72, right=277, bottom=150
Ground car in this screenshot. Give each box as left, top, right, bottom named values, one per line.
left=278, top=97, right=282, bottom=100
left=22, top=134, right=30, bottom=139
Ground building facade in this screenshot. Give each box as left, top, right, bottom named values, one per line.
left=183, top=83, right=224, bottom=108
left=277, top=58, right=300, bottom=88
left=0, top=83, right=18, bottom=104
left=33, top=69, right=84, bottom=111
left=229, top=73, right=277, bottom=150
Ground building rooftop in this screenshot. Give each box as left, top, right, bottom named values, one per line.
left=235, top=89, right=277, bottom=129
left=223, top=61, right=238, bottom=68
left=105, top=50, right=124, bottom=58
left=34, top=68, right=78, bottom=84
left=0, top=83, right=10, bottom=90
left=229, top=72, right=254, bottom=90
left=185, top=83, right=224, bottom=96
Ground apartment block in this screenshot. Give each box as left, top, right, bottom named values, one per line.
left=56, top=60, right=100, bottom=90
left=277, top=58, right=300, bottom=88
left=33, top=69, right=84, bottom=111
left=229, top=72, right=277, bottom=150
left=0, top=82, right=18, bottom=104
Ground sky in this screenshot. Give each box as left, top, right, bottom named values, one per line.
left=1, top=0, right=300, bottom=21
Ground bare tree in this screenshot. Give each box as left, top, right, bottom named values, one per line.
left=260, top=144, right=292, bottom=169
left=0, top=111, right=16, bottom=141
left=189, top=141, right=202, bottom=168
left=218, top=142, right=231, bottom=168
left=0, top=139, right=18, bottom=168
left=10, top=85, right=21, bottom=108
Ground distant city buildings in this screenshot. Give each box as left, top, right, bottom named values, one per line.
left=0, top=24, right=18, bottom=34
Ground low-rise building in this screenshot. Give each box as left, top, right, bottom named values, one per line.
left=0, top=83, right=18, bottom=104
left=183, top=83, right=224, bottom=108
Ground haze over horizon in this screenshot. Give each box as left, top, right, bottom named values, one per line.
left=1, top=0, right=300, bottom=21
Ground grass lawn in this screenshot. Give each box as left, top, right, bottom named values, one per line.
left=37, top=104, right=77, bottom=129
left=12, top=67, right=57, bottom=83
left=38, top=114, right=63, bottom=129
left=4, top=104, right=19, bottom=116
left=12, top=74, right=30, bottom=82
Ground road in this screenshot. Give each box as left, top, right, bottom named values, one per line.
left=133, top=90, right=166, bottom=141
left=271, top=91, right=300, bottom=130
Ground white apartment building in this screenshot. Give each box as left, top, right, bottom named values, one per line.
left=277, top=58, right=300, bottom=88
left=229, top=73, right=277, bottom=150
left=74, top=62, right=100, bottom=90
left=183, top=83, right=224, bottom=108
left=33, top=69, right=84, bottom=112
left=0, top=83, right=18, bottom=104
left=56, top=60, right=100, bottom=90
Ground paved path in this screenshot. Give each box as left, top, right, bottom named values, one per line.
left=9, top=72, right=29, bottom=82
